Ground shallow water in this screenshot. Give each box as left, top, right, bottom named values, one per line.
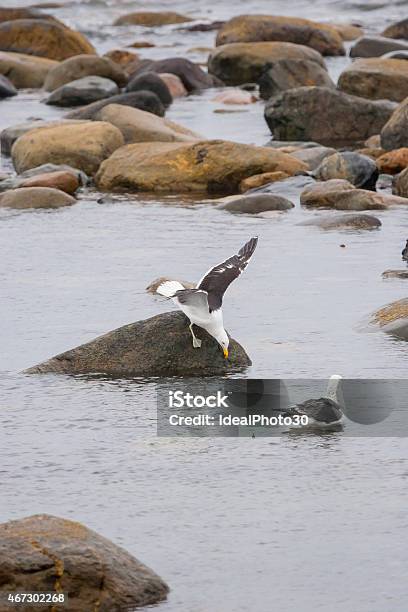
left=1, top=1, right=408, bottom=611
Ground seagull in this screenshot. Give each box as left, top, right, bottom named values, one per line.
left=156, top=237, right=258, bottom=358
left=283, top=375, right=344, bottom=428
left=402, top=239, right=408, bottom=262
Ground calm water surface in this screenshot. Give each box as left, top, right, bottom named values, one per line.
left=1, top=1, right=408, bottom=610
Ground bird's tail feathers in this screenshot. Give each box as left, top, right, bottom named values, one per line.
left=156, top=280, right=185, bottom=298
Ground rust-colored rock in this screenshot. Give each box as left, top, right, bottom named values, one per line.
left=376, top=148, right=408, bottom=174
left=95, top=139, right=307, bottom=194
left=239, top=171, right=290, bottom=192
left=0, top=514, right=169, bottom=611
left=114, top=11, right=192, bottom=26
left=0, top=18, right=95, bottom=61
left=20, top=170, right=80, bottom=194
left=215, top=15, right=345, bottom=56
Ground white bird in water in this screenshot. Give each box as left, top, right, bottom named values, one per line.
left=156, top=237, right=258, bottom=358
left=284, top=375, right=344, bottom=428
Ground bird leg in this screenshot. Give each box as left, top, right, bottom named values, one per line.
left=189, top=323, right=202, bottom=348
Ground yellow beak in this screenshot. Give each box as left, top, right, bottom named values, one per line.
left=223, top=347, right=229, bottom=359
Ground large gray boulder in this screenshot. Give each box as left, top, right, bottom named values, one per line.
left=0, top=514, right=169, bottom=611
left=299, top=213, right=381, bottom=230
left=25, top=312, right=252, bottom=376
left=350, top=36, right=408, bottom=58
left=313, top=151, right=379, bottom=189
left=258, top=58, right=334, bottom=99
left=46, top=76, right=119, bottom=107
left=208, top=42, right=325, bottom=86
left=64, top=91, right=165, bottom=120
left=264, top=86, right=395, bottom=146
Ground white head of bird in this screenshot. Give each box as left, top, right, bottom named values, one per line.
left=214, top=328, right=229, bottom=359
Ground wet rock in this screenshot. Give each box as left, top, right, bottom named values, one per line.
left=12, top=121, right=124, bottom=176
left=300, top=212, right=381, bottom=230
left=313, top=152, right=379, bottom=189
left=291, top=146, right=337, bottom=170
left=212, top=89, right=257, bottom=104
left=382, top=18, right=408, bottom=40
left=0, top=50, right=57, bottom=88
left=114, top=11, right=192, bottom=27
left=338, top=58, right=408, bottom=102
left=393, top=167, right=408, bottom=197
left=350, top=36, right=408, bottom=58
left=301, top=184, right=406, bottom=210
left=158, top=73, right=187, bottom=97
left=26, top=311, right=251, bottom=376
left=382, top=50, right=408, bottom=60
left=182, top=20, right=225, bottom=32
left=381, top=97, right=408, bottom=150
left=300, top=179, right=356, bottom=206
left=265, top=87, right=394, bottom=147
left=95, top=140, right=307, bottom=194
left=376, top=148, right=408, bottom=174
left=19, top=163, right=88, bottom=187
left=382, top=270, right=408, bottom=279
left=0, top=169, right=80, bottom=194
left=264, top=86, right=395, bottom=147
left=128, top=40, right=156, bottom=49
left=44, top=54, right=127, bottom=92
left=1, top=119, right=86, bottom=156
left=367, top=298, right=408, bottom=340
left=19, top=171, right=80, bottom=194
left=129, top=57, right=218, bottom=92
left=0, top=514, right=169, bottom=610
left=0, top=18, right=95, bottom=61
left=208, top=42, right=325, bottom=86
left=215, top=15, right=345, bottom=56
left=239, top=171, right=290, bottom=192
left=146, top=277, right=195, bottom=293
left=96, top=104, right=200, bottom=144
left=329, top=22, right=363, bottom=41
left=258, top=58, right=334, bottom=99
left=0, top=73, right=17, bottom=97
left=0, top=187, right=75, bottom=209
left=46, top=76, right=119, bottom=107
left=0, top=7, right=59, bottom=23
left=217, top=193, right=294, bottom=213
left=65, top=91, right=165, bottom=120
left=103, top=49, right=139, bottom=72
left=266, top=140, right=321, bottom=150
left=126, top=72, right=172, bottom=106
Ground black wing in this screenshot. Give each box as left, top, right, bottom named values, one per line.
left=402, top=240, right=408, bottom=262
left=197, top=237, right=258, bottom=311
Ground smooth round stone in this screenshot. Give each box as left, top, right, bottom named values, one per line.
left=46, top=76, right=119, bottom=107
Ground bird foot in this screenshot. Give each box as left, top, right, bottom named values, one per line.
left=192, top=338, right=202, bottom=348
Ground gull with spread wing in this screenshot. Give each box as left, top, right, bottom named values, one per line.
left=156, top=237, right=258, bottom=358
